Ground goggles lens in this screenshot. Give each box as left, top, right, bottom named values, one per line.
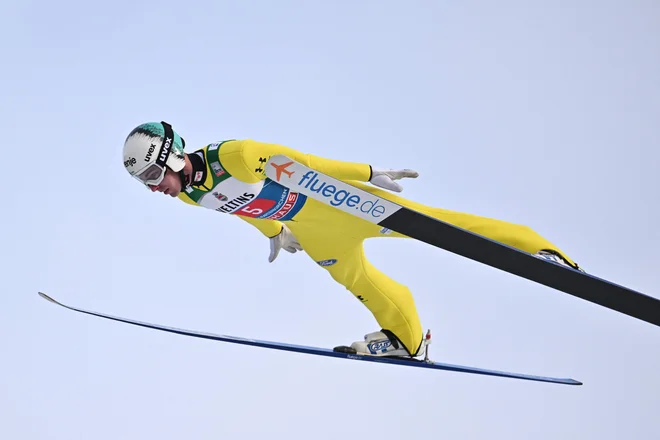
left=134, top=163, right=167, bottom=186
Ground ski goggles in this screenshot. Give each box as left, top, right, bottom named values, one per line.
left=131, top=121, right=183, bottom=187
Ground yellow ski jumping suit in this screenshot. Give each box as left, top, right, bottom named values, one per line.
left=178, top=139, right=578, bottom=355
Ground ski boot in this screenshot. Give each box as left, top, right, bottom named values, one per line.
left=534, top=249, right=586, bottom=273
left=334, top=329, right=432, bottom=361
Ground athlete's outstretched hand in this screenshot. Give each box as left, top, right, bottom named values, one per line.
left=269, top=224, right=303, bottom=263
left=369, top=167, right=419, bottom=192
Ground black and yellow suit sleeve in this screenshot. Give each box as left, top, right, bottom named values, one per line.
left=219, top=139, right=372, bottom=184
left=238, top=216, right=283, bottom=238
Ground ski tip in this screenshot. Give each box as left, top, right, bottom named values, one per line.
left=38, top=292, right=58, bottom=304
left=566, top=379, right=583, bottom=386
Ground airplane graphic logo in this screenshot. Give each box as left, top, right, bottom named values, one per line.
left=270, top=161, right=294, bottom=181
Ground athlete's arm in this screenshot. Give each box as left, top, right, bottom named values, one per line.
left=218, top=139, right=372, bottom=184
left=238, top=216, right=284, bottom=238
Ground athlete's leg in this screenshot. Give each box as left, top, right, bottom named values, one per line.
left=326, top=243, right=423, bottom=355
left=287, top=205, right=424, bottom=355
left=348, top=182, right=581, bottom=269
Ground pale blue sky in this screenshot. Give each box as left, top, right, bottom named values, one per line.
left=2, top=0, right=659, bottom=438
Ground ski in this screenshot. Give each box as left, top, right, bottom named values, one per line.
left=39, top=292, right=581, bottom=386
left=264, top=155, right=660, bottom=327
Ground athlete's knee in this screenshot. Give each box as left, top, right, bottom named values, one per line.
left=324, top=262, right=362, bottom=291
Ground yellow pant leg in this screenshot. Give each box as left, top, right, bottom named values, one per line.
left=288, top=201, right=424, bottom=355
left=346, top=182, right=580, bottom=268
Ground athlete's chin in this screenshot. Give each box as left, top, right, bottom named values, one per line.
left=161, top=187, right=180, bottom=197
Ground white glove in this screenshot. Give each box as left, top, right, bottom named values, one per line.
left=268, top=224, right=303, bottom=263
left=369, top=167, right=419, bottom=192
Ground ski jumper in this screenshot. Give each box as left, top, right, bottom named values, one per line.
left=178, top=140, right=578, bottom=355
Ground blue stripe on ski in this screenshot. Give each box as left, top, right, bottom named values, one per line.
left=38, top=292, right=581, bottom=386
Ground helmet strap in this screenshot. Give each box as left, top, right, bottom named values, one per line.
left=155, top=121, right=175, bottom=168
left=158, top=121, right=189, bottom=192
left=178, top=168, right=188, bottom=192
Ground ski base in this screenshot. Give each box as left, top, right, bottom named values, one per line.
left=38, top=292, right=581, bottom=386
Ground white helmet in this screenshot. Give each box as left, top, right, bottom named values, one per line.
left=123, top=121, right=187, bottom=187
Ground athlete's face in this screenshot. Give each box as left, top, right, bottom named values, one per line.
left=149, top=167, right=182, bottom=197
